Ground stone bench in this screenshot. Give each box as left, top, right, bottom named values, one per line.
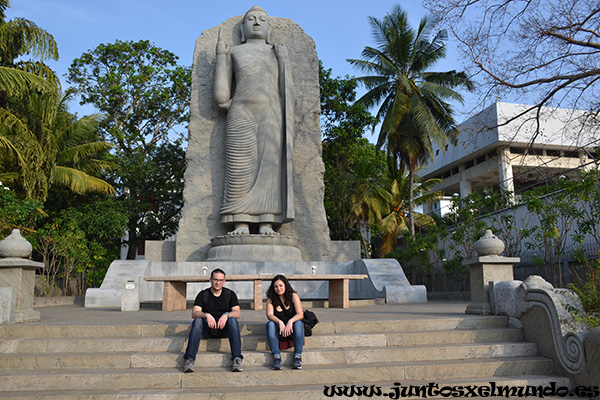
left=144, top=274, right=368, bottom=311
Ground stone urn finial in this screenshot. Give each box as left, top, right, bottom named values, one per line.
left=473, top=229, right=505, bottom=256
left=0, top=229, right=33, bottom=258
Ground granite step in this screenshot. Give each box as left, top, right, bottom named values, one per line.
left=0, top=306, right=573, bottom=399
left=0, top=327, right=522, bottom=354
left=0, top=357, right=555, bottom=392
left=0, top=341, right=539, bottom=370
left=0, top=315, right=510, bottom=339
left=0, top=375, right=575, bottom=399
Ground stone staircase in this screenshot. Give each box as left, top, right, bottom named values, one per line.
left=0, top=311, right=572, bottom=399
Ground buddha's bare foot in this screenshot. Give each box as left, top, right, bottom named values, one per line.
left=259, top=224, right=278, bottom=235
left=228, top=224, right=250, bottom=235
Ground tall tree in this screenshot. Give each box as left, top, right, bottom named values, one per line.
left=67, top=40, right=191, bottom=259
left=348, top=5, right=473, bottom=236
left=424, top=0, right=600, bottom=143
left=319, top=62, right=380, bottom=242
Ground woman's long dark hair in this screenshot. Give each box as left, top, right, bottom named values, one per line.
left=266, top=275, right=295, bottom=308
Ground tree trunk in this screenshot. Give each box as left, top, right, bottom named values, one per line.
left=126, top=219, right=139, bottom=260
left=408, top=168, right=415, bottom=236
left=359, top=220, right=371, bottom=259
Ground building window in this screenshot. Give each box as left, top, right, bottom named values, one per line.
left=547, top=149, right=562, bottom=157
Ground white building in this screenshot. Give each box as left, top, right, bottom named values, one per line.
left=420, top=102, right=598, bottom=216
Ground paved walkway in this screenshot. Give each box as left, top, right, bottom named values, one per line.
left=29, top=301, right=473, bottom=326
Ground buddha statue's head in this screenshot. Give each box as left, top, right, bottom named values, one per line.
left=241, top=6, right=271, bottom=44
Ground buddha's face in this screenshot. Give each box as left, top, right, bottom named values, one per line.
left=243, top=10, right=268, bottom=40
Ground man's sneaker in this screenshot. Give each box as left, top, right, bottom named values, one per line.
left=183, top=358, right=194, bottom=373
left=272, top=355, right=282, bottom=370
left=292, top=355, right=302, bottom=369
left=232, top=357, right=243, bottom=372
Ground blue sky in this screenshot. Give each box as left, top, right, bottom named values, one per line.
left=7, top=0, right=465, bottom=127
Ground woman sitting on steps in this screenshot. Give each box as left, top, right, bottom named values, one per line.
left=265, top=275, right=305, bottom=370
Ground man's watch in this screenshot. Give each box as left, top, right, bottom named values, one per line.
left=225, top=312, right=229, bottom=318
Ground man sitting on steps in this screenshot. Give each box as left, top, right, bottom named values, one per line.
left=183, top=268, right=243, bottom=372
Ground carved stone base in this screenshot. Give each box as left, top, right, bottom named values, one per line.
left=207, top=235, right=302, bottom=261
left=14, top=308, right=41, bottom=323
left=465, top=302, right=492, bottom=315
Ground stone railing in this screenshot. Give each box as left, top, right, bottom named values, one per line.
left=469, top=230, right=597, bottom=385
left=492, top=276, right=588, bottom=375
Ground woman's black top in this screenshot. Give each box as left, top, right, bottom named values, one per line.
left=274, top=301, right=296, bottom=325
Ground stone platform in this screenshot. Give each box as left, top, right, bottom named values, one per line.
left=84, top=259, right=427, bottom=308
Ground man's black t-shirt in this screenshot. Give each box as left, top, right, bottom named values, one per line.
left=194, top=287, right=239, bottom=321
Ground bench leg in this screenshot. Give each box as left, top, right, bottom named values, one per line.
left=162, top=281, right=187, bottom=311
left=329, top=278, right=350, bottom=308
left=253, top=280, right=263, bottom=310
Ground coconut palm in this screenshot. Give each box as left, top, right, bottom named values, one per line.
left=347, top=155, right=388, bottom=258
left=0, top=0, right=60, bottom=106
left=3, top=91, right=115, bottom=200
left=0, top=0, right=61, bottom=188
left=348, top=5, right=473, bottom=236
left=378, top=167, right=442, bottom=255
left=0, top=1, right=111, bottom=199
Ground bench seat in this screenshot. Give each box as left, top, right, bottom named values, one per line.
left=144, top=274, right=368, bottom=311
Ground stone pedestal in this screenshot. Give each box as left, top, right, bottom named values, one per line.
left=207, top=235, right=302, bottom=261
left=121, top=277, right=140, bottom=312
left=0, top=259, right=44, bottom=323
left=466, top=230, right=519, bottom=315
left=0, top=229, right=44, bottom=324
left=465, top=255, right=519, bottom=315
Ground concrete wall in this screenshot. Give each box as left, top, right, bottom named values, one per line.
left=421, top=102, right=597, bottom=178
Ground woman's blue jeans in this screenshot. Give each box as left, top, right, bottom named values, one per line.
left=184, top=317, right=242, bottom=362
left=266, top=320, right=304, bottom=357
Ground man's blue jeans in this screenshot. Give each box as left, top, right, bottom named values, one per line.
left=184, top=317, right=243, bottom=362
left=266, top=320, right=304, bottom=357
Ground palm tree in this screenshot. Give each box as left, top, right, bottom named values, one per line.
left=3, top=91, right=115, bottom=200
left=0, top=1, right=112, bottom=199
left=348, top=5, right=473, bottom=236
left=378, top=167, right=442, bottom=255
left=0, top=0, right=60, bottom=108
left=347, top=155, right=388, bottom=258
left=0, top=0, right=60, bottom=189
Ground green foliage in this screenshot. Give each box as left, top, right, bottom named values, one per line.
left=320, top=61, right=377, bottom=143
left=442, top=191, right=492, bottom=260
left=347, top=154, right=389, bottom=257
left=568, top=260, right=600, bottom=328
left=109, top=140, right=185, bottom=258
left=2, top=91, right=115, bottom=200
left=320, top=61, right=382, bottom=250
left=377, top=168, right=441, bottom=256
left=389, top=229, right=439, bottom=278
left=0, top=183, right=44, bottom=238
left=33, top=194, right=128, bottom=295
left=67, top=39, right=191, bottom=152
left=520, top=178, right=584, bottom=287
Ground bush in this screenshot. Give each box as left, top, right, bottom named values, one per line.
left=568, top=259, right=600, bottom=328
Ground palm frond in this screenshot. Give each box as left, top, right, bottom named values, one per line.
left=0, top=17, right=59, bottom=62
left=51, top=166, right=115, bottom=195
left=0, top=66, right=47, bottom=95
